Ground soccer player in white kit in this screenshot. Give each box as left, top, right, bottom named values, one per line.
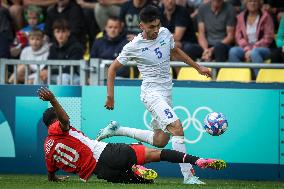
left=99, top=5, right=212, bottom=184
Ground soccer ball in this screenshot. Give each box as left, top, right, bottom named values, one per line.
left=204, top=112, right=228, bottom=136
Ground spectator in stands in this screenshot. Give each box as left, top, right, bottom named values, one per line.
left=271, top=15, right=284, bottom=63
left=44, top=0, right=86, bottom=48
left=10, top=5, right=45, bottom=58
left=91, top=17, right=129, bottom=78
left=0, top=4, right=13, bottom=59
left=22, top=5, right=45, bottom=33
left=262, top=0, right=284, bottom=31
left=48, top=19, right=84, bottom=85
left=8, top=29, right=49, bottom=84
left=120, top=0, right=151, bottom=41
left=228, top=0, right=274, bottom=71
left=22, top=0, right=57, bottom=29
left=161, top=0, right=202, bottom=61
left=197, top=0, right=236, bottom=62
left=8, top=0, right=24, bottom=31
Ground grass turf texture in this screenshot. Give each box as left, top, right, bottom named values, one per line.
left=0, top=175, right=283, bottom=189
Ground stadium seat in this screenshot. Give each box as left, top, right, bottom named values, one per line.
left=216, top=68, right=251, bottom=82
left=177, top=67, right=211, bottom=81
left=256, top=69, right=284, bottom=83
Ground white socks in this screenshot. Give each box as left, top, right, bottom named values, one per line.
left=171, top=136, right=194, bottom=179
left=115, top=126, right=154, bottom=145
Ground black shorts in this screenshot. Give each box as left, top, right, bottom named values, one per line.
left=94, top=143, right=150, bottom=184
left=94, top=143, right=136, bottom=181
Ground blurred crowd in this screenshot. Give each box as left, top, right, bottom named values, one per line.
left=0, top=0, right=283, bottom=84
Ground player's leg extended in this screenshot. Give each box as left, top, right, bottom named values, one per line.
left=96, top=119, right=171, bottom=148
left=96, top=120, right=155, bottom=145
left=144, top=147, right=226, bottom=170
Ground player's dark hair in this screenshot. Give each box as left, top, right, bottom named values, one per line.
left=43, top=107, right=57, bottom=127
left=139, top=5, right=161, bottom=23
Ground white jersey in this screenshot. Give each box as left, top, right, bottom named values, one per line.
left=117, top=27, right=175, bottom=90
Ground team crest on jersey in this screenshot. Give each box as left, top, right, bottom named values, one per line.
left=160, top=40, right=166, bottom=46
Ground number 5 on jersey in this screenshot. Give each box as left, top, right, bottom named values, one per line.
left=154, top=47, right=162, bottom=59
left=164, top=109, right=173, bottom=119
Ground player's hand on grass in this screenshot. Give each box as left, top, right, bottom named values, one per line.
left=198, top=65, right=212, bottom=78
left=104, top=96, right=114, bottom=110
left=37, top=87, right=55, bottom=102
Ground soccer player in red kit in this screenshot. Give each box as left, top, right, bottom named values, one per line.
left=38, top=87, right=226, bottom=183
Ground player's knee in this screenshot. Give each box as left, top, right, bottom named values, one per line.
left=153, top=137, right=169, bottom=148
left=153, top=130, right=170, bottom=147
left=172, top=127, right=184, bottom=136
left=168, top=121, right=184, bottom=136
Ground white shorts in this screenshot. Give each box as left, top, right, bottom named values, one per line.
left=141, top=88, right=178, bottom=132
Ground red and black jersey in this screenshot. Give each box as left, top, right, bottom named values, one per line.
left=44, top=121, right=107, bottom=181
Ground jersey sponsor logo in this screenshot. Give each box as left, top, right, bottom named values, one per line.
left=53, top=143, right=79, bottom=169
left=144, top=106, right=213, bottom=144
left=142, top=47, right=149, bottom=52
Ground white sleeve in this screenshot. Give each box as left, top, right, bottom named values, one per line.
left=117, top=43, right=133, bottom=65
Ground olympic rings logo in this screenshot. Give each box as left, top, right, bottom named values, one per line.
left=143, top=106, right=213, bottom=144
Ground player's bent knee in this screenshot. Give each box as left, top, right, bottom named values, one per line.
left=153, top=130, right=170, bottom=147
left=171, top=128, right=184, bottom=136
left=167, top=120, right=184, bottom=136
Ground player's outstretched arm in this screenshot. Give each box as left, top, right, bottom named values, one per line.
left=171, top=46, right=212, bottom=78
left=48, top=171, right=70, bottom=182
left=105, top=59, right=123, bottom=110
left=37, top=87, right=70, bottom=131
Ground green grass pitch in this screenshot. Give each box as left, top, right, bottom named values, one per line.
left=0, top=175, right=284, bottom=189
